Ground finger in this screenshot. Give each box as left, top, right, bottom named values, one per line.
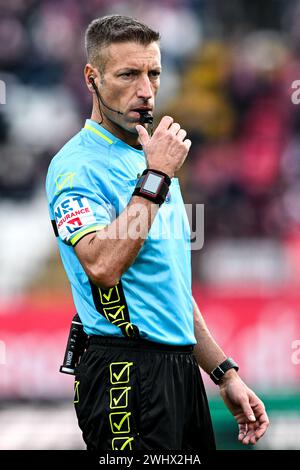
left=240, top=398, right=256, bottom=423
left=183, top=138, right=192, bottom=151
left=238, top=423, right=247, bottom=441
left=242, top=420, right=264, bottom=445
left=251, top=402, right=269, bottom=436
left=177, top=129, right=187, bottom=141
left=242, top=435, right=252, bottom=445
left=249, top=435, right=259, bottom=445
left=242, top=436, right=250, bottom=445
left=169, top=123, right=181, bottom=135
left=243, top=432, right=258, bottom=445
left=243, top=422, right=259, bottom=444
left=155, top=115, right=174, bottom=132
left=238, top=422, right=254, bottom=444
left=136, top=124, right=150, bottom=147
left=253, top=413, right=269, bottom=440
left=254, top=425, right=268, bottom=440
left=241, top=426, right=256, bottom=445
left=239, top=430, right=247, bottom=441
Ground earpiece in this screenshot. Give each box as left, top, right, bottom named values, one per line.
left=88, top=76, right=96, bottom=91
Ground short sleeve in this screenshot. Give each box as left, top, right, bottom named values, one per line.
left=46, top=157, right=115, bottom=246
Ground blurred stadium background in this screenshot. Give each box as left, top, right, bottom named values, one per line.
left=1, top=0, right=300, bottom=450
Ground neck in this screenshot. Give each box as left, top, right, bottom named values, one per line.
left=91, top=107, right=141, bottom=148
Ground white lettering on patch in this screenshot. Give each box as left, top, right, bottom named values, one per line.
left=54, top=196, right=96, bottom=241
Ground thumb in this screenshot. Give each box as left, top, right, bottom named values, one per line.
left=136, top=124, right=150, bottom=147
left=241, top=400, right=256, bottom=422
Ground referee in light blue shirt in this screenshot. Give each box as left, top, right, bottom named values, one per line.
left=46, top=15, right=269, bottom=451
left=46, top=118, right=194, bottom=346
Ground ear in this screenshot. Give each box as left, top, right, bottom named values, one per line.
left=84, top=63, right=97, bottom=92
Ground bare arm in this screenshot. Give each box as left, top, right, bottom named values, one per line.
left=192, top=296, right=229, bottom=374
left=74, top=116, right=191, bottom=288
left=75, top=196, right=158, bottom=288
left=192, top=296, right=269, bottom=445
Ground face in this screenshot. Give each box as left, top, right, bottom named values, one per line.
left=86, top=41, right=161, bottom=135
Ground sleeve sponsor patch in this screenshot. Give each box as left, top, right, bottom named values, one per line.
left=54, top=195, right=96, bottom=242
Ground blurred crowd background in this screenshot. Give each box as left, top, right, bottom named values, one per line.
left=0, top=0, right=300, bottom=450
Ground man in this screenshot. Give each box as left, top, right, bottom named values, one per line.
left=46, top=15, right=269, bottom=451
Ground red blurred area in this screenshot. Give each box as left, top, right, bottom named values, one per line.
left=1, top=286, right=299, bottom=398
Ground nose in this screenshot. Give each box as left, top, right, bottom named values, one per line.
left=136, top=74, right=153, bottom=101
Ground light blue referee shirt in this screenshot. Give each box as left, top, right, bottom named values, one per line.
left=46, top=119, right=195, bottom=345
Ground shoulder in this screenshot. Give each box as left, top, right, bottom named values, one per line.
left=46, top=130, right=111, bottom=199
left=47, top=129, right=110, bottom=176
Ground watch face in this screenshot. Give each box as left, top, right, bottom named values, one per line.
left=142, top=172, right=163, bottom=195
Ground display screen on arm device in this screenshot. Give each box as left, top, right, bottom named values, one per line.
left=143, top=173, right=162, bottom=194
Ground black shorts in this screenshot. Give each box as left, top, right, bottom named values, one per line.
left=74, top=336, right=216, bottom=451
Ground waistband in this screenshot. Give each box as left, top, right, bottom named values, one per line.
left=88, top=335, right=194, bottom=353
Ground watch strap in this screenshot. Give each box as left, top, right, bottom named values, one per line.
left=210, top=357, right=239, bottom=385
left=132, top=169, right=171, bottom=206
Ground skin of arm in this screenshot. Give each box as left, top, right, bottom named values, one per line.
left=192, top=296, right=269, bottom=445
left=74, top=115, right=190, bottom=289
left=192, top=296, right=228, bottom=374
left=74, top=196, right=158, bottom=288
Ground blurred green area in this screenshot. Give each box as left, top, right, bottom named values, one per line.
left=209, top=393, right=300, bottom=450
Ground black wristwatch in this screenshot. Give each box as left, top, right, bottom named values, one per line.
left=132, top=169, right=171, bottom=207
left=210, top=357, right=239, bottom=385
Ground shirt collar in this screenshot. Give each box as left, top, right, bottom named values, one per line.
left=83, top=119, right=144, bottom=154
left=83, top=119, right=117, bottom=145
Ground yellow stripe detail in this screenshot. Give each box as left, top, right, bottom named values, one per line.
left=74, top=380, right=80, bottom=404
left=70, top=224, right=105, bottom=246
left=84, top=124, right=113, bottom=144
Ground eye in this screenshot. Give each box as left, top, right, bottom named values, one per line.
left=150, top=71, right=161, bottom=78
left=120, top=71, right=137, bottom=79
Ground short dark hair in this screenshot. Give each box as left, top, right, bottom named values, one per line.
left=85, top=15, right=160, bottom=73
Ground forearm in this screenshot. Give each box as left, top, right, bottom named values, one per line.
left=192, top=297, right=227, bottom=374
left=75, top=196, right=158, bottom=287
